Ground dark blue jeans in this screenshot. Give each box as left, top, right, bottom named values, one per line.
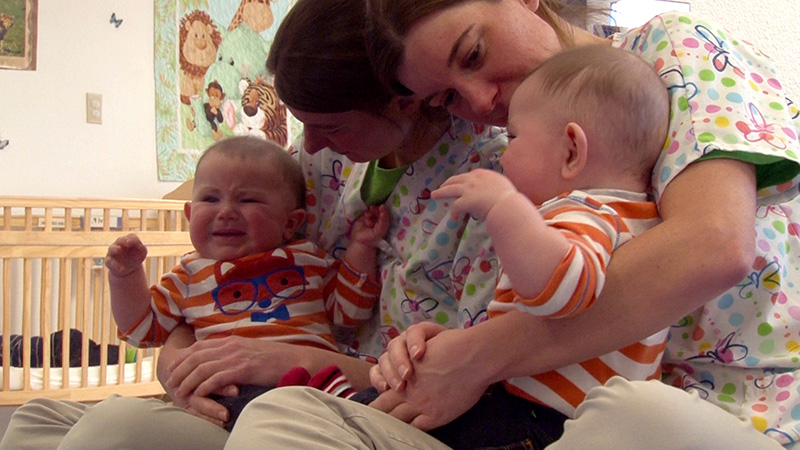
left=354, top=383, right=566, bottom=450
left=218, top=383, right=566, bottom=448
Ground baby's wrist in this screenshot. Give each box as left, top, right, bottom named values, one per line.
left=485, top=190, right=521, bottom=221
left=108, top=265, right=140, bottom=279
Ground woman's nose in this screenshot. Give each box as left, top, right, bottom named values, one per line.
left=303, top=130, right=330, bottom=154
left=456, top=81, right=497, bottom=120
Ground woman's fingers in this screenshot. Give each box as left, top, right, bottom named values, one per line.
left=369, top=363, right=390, bottom=392
left=167, top=340, right=232, bottom=394
left=380, top=338, right=408, bottom=391
left=368, top=389, right=435, bottom=430
left=185, top=396, right=228, bottom=428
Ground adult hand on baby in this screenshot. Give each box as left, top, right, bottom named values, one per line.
left=166, top=336, right=296, bottom=402
left=369, top=327, right=489, bottom=431
left=158, top=325, right=237, bottom=427
left=370, top=322, right=447, bottom=391
left=168, top=382, right=236, bottom=428
left=105, top=233, right=147, bottom=277
left=431, top=169, right=517, bottom=221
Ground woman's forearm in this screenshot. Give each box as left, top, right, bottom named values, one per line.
left=165, top=334, right=376, bottom=399
left=466, top=158, right=757, bottom=381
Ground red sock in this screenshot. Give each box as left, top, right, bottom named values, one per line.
left=307, top=365, right=357, bottom=399
left=278, top=366, right=311, bottom=387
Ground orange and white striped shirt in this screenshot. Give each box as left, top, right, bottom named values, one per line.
left=120, top=240, right=379, bottom=352
left=488, top=190, right=667, bottom=417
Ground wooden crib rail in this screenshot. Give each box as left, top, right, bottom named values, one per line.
left=0, top=196, right=193, bottom=405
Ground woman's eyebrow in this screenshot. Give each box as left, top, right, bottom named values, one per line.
left=448, top=24, right=475, bottom=66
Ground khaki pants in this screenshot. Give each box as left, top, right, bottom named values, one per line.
left=225, top=386, right=451, bottom=449
left=547, top=377, right=787, bottom=450
left=0, top=395, right=228, bottom=450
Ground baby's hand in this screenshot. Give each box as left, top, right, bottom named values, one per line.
left=105, top=234, right=148, bottom=277
left=431, top=169, right=517, bottom=221
left=350, top=205, right=390, bottom=247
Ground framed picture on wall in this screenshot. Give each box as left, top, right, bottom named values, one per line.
left=0, top=0, right=37, bottom=71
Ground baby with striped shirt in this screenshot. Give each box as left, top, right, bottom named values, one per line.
left=106, top=136, right=389, bottom=430
left=429, top=44, right=671, bottom=444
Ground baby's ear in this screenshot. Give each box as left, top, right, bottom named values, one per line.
left=561, top=122, right=588, bottom=180
left=183, top=202, right=192, bottom=221
left=283, top=208, right=307, bottom=240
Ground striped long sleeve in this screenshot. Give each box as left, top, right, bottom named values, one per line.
left=488, top=190, right=668, bottom=417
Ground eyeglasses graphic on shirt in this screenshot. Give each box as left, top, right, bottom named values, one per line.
left=211, top=266, right=306, bottom=315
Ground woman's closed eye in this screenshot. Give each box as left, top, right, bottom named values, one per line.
left=428, top=89, right=458, bottom=108
left=462, top=40, right=484, bottom=70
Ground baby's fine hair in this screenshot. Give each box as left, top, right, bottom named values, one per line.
left=197, top=136, right=306, bottom=210
left=528, top=44, right=669, bottom=176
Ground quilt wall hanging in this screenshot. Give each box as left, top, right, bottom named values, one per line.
left=154, top=0, right=299, bottom=181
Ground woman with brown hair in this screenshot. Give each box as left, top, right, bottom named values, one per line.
left=226, top=1, right=798, bottom=449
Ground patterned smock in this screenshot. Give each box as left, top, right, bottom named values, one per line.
left=295, top=118, right=507, bottom=360
left=614, top=11, right=800, bottom=446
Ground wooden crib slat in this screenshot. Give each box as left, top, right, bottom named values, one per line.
left=41, top=258, right=52, bottom=391
left=64, top=207, right=72, bottom=232
left=23, top=208, right=32, bottom=232
left=2, top=205, right=10, bottom=231
left=102, top=269, right=125, bottom=387
left=22, top=259, right=32, bottom=391
left=96, top=265, right=108, bottom=387
left=133, top=346, right=142, bottom=383
left=43, top=208, right=53, bottom=232
left=2, top=259, right=10, bottom=391
left=0, top=197, right=186, bottom=211
left=102, top=209, right=111, bottom=232
left=0, top=382, right=166, bottom=406
left=81, top=208, right=90, bottom=232
left=1, top=197, right=189, bottom=405
left=59, top=258, right=71, bottom=389
left=0, top=230, right=191, bottom=250
left=0, top=245, right=193, bottom=260
left=79, top=257, right=90, bottom=388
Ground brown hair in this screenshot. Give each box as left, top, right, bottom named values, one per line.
left=526, top=44, right=669, bottom=180
left=266, top=0, right=393, bottom=114
left=197, top=136, right=306, bottom=210
left=364, top=0, right=591, bottom=96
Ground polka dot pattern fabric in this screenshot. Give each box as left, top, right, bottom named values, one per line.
left=615, top=12, right=800, bottom=447
left=295, top=119, right=507, bottom=361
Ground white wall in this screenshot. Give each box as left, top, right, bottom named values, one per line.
left=0, top=2, right=182, bottom=199
left=0, top=1, right=798, bottom=200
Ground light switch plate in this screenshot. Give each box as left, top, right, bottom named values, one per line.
left=86, top=93, right=102, bottom=124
